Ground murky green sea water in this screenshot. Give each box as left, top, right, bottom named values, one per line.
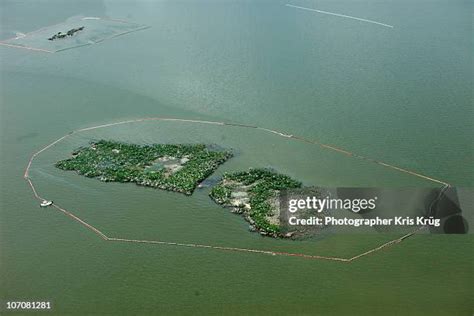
left=1, top=0, right=472, bottom=315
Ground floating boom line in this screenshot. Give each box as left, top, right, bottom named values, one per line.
left=24, top=117, right=446, bottom=261
left=286, top=4, right=394, bottom=29
left=0, top=42, right=54, bottom=53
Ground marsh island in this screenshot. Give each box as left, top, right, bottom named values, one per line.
left=210, top=168, right=301, bottom=237
left=48, top=26, right=84, bottom=41
left=56, top=140, right=232, bottom=195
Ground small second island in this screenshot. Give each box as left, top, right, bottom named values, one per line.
left=210, top=169, right=302, bottom=237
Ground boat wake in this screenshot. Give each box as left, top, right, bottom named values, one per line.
left=286, top=4, right=394, bottom=29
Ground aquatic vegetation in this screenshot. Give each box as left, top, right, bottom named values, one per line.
left=48, top=26, right=84, bottom=41
left=56, top=140, right=232, bottom=195
left=56, top=140, right=304, bottom=237
left=210, top=168, right=302, bottom=237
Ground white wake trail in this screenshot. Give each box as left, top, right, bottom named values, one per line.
left=286, top=4, right=394, bottom=29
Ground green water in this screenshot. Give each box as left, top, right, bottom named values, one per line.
left=1, top=0, right=472, bottom=315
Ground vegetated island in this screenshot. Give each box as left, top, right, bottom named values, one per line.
left=55, top=140, right=233, bottom=195
left=55, top=141, right=316, bottom=238
left=48, top=26, right=84, bottom=41
left=209, top=168, right=302, bottom=238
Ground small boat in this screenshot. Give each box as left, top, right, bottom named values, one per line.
left=40, top=200, right=53, bottom=207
